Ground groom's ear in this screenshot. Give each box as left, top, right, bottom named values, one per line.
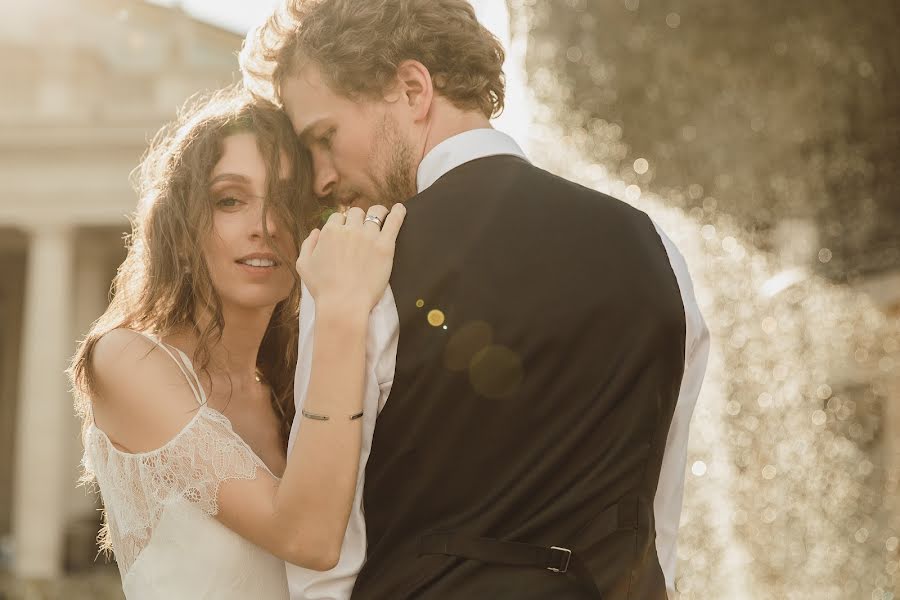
left=385, top=60, right=433, bottom=122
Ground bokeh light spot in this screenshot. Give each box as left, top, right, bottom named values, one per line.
left=625, top=184, right=641, bottom=202
left=444, top=320, right=493, bottom=371
left=427, top=309, right=445, bottom=327
left=469, top=345, right=524, bottom=399
left=811, top=410, right=827, bottom=426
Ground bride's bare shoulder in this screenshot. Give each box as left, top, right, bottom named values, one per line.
left=91, top=328, right=162, bottom=395
left=92, top=327, right=153, bottom=363
left=90, top=328, right=200, bottom=453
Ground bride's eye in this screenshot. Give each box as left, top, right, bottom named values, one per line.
left=216, top=196, right=243, bottom=208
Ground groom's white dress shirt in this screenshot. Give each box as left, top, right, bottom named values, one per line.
left=286, top=129, right=709, bottom=600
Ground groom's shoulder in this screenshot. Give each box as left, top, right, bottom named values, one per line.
left=421, top=155, right=631, bottom=206
left=491, top=158, right=653, bottom=226
left=408, top=155, right=652, bottom=230
left=516, top=161, right=646, bottom=215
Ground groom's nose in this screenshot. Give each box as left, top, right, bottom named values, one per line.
left=313, top=157, right=338, bottom=200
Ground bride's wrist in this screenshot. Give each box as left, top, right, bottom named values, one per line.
left=315, top=300, right=370, bottom=329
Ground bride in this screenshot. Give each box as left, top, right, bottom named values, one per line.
left=68, top=85, right=405, bottom=599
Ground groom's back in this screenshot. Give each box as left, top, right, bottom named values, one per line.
left=354, top=155, right=685, bottom=599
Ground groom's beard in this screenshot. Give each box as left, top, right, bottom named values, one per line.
left=370, top=114, right=417, bottom=207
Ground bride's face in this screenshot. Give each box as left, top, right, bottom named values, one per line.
left=202, top=132, right=298, bottom=312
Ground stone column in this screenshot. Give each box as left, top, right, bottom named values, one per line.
left=69, top=235, right=115, bottom=516
left=63, top=233, right=116, bottom=570
left=11, top=225, right=74, bottom=579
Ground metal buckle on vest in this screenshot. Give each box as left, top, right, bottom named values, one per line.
left=547, top=546, right=571, bottom=573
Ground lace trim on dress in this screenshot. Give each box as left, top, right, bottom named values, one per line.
left=82, top=405, right=274, bottom=576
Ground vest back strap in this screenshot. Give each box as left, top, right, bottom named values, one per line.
left=416, top=497, right=644, bottom=598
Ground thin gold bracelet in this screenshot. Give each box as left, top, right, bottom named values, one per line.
left=302, top=409, right=364, bottom=422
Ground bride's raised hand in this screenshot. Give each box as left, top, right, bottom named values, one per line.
left=296, top=204, right=406, bottom=312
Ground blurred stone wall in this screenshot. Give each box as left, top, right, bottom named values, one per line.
left=519, top=0, right=899, bottom=282
left=0, top=0, right=244, bottom=584
left=514, top=1, right=900, bottom=597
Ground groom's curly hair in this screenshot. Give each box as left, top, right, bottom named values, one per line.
left=240, top=0, right=506, bottom=119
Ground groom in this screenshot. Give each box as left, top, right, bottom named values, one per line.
left=243, top=1, right=709, bottom=598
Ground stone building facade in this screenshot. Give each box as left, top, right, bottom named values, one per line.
left=0, top=0, right=242, bottom=578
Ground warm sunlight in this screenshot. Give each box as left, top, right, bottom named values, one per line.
left=147, top=0, right=530, bottom=144
left=3, top=2, right=897, bottom=599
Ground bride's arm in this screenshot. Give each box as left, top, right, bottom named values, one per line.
left=90, top=204, right=404, bottom=571
left=216, top=206, right=405, bottom=569
left=216, top=301, right=368, bottom=570
left=91, top=312, right=365, bottom=571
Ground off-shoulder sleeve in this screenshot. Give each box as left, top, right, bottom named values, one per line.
left=82, top=408, right=270, bottom=576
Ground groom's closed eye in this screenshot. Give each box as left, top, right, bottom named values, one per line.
left=295, top=118, right=333, bottom=147
left=315, top=128, right=336, bottom=150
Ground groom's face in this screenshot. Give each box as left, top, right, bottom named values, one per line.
left=282, top=65, right=418, bottom=214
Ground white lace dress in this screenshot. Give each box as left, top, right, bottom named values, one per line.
left=82, top=332, right=289, bottom=599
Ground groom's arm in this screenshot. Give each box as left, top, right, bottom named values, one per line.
left=651, top=222, right=711, bottom=599
left=288, top=283, right=318, bottom=453
left=370, top=286, right=399, bottom=413
left=290, top=282, right=397, bottom=453
left=283, top=285, right=398, bottom=595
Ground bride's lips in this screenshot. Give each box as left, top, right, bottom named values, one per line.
left=235, top=252, right=280, bottom=277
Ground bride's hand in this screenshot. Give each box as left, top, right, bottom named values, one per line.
left=296, top=204, right=406, bottom=312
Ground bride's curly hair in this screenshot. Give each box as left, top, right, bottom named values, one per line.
left=69, top=85, right=313, bottom=452
left=240, top=0, right=506, bottom=119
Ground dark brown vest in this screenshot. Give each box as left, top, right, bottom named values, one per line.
left=351, top=156, right=685, bottom=599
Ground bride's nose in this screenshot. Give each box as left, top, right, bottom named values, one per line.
left=250, top=200, right=279, bottom=238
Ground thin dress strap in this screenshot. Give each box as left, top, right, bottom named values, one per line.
left=135, top=331, right=205, bottom=406
left=170, top=347, right=209, bottom=405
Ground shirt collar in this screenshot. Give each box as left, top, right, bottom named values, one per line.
left=416, top=128, right=529, bottom=193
